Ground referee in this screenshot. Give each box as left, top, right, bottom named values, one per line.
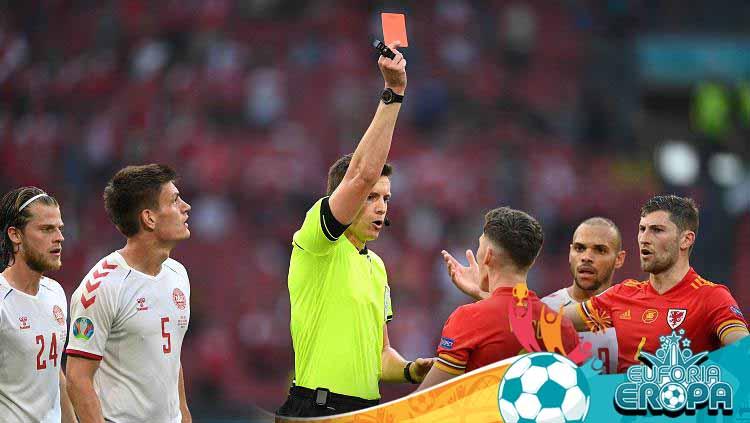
left=276, top=41, right=433, bottom=418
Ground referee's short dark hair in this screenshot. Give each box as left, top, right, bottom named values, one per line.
left=103, top=164, right=178, bottom=237
left=483, top=207, right=544, bottom=270
left=326, top=153, right=393, bottom=196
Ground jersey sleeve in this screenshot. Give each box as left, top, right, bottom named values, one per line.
left=66, top=280, right=118, bottom=360
left=435, top=306, right=476, bottom=375
left=705, top=285, right=749, bottom=344
left=292, top=197, right=349, bottom=256
left=577, top=283, right=622, bottom=333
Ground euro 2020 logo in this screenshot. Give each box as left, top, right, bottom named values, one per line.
left=615, top=329, right=733, bottom=415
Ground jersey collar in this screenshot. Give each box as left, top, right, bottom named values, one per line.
left=342, top=234, right=369, bottom=256
left=113, top=251, right=165, bottom=280
left=0, top=274, right=50, bottom=299
left=491, top=286, right=538, bottom=299
left=492, top=286, right=514, bottom=296
left=647, top=267, right=698, bottom=296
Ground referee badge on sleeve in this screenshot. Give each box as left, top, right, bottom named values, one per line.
left=384, top=286, right=393, bottom=322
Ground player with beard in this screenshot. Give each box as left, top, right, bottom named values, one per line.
left=0, top=187, right=77, bottom=423
left=541, top=217, right=625, bottom=374
left=420, top=207, right=579, bottom=390
left=564, top=195, right=748, bottom=373
left=443, top=216, right=623, bottom=373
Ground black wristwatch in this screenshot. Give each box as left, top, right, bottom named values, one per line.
left=381, top=88, right=404, bottom=104
left=404, top=361, right=418, bottom=384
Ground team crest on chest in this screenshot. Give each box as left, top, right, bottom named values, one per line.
left=53, top=305, right=65, bottom=326
left=172, top=288, right=186, bottom=310
left=667, top=308, right=687, bottom=330
left=19, top=316, right=31, bottom=330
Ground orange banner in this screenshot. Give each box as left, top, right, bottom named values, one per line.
left=275, top=358, right=514, bottom=423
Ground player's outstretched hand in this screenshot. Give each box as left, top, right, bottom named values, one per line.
left=442, top=249, right=487, bottom=301
left=411, top=357, right=435, bottom=383
left=378, top=41, right=406, bottom=95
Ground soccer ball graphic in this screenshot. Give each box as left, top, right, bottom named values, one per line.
left=498, top=352, right=591, bottom=423
left=660, top=383, right=687, bottom=411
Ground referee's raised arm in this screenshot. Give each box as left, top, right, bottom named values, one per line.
left=328, top=41, right=406, bottom=225
left=278, top=41, right=420, bottom=418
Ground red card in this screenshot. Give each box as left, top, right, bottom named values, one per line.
left=381, top=13, right=408, bottom=47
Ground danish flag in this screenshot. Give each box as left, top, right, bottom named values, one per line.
left=80, top=260, right=117, bottom=309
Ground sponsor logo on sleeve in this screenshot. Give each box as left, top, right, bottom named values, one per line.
left=440, top=337, right=455, bottom=350
left=72, top=317, right=94, bottom=341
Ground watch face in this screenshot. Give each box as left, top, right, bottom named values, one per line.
left=382, top=90, right=393, bottom=103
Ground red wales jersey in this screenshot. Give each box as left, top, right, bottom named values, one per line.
left=577, top=268, right=748, bottom=373
left=436, top=287, right=579, bottom=375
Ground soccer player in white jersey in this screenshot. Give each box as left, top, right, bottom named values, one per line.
left=443, top=217, right=624, bottom=374
left=540, top=217, right=624, bottom=374
left=66, top=164, right=192, bottom=423
left=0, top=187, right=77, bottom=423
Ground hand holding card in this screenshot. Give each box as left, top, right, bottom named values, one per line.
left=374, top=12, right=408, bottom=94
left=373, top=40, right=396, bottom=59
left=377, top=41, right=406, bottom=94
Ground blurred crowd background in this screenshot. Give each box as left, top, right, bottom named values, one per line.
left=2, top=0, right=750, bottom=420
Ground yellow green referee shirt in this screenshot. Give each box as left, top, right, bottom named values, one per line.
left=288, top=197, right=393, bottom=400
left=289, top=197, right=393, bottom=400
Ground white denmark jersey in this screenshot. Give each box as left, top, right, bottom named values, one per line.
left=0, top=275, right=68, bottom=423
left=542, top=287, right=619, bottom=374
left=66, top=251, right=190, bottom=423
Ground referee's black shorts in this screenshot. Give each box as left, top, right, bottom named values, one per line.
left=276, top=386, right=379, bottom=418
